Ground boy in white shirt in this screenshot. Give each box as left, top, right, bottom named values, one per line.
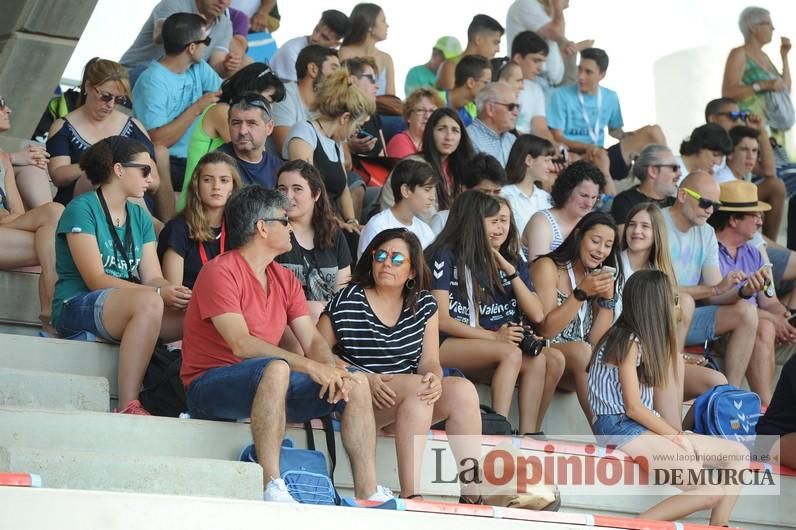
left=357, top=159, right=437, bottom=259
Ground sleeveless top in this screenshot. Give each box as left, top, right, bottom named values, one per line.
left=46, top=116, right=154, bottom=205
left=588, top=335, right=656, bottom=416
left=552, top=262, right=593, bottom=343
left=181, top=104, right=226, bottom=210
left=309, top=121, right=347, bottom=201
left=740, top=54, right=780, bottom=125
left=540, top=209, right=564, bottom=252
left=375, top=68, right=388, bottom=96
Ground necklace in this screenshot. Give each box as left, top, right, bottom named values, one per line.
left=316, top=118, right=333, bottom=139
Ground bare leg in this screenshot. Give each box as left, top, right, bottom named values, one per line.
left=655, top=352, right=685, bottom=430
left=13, top=164, right=53, bottom=209
left=153, top=144, right=175, bottom=222
left=517, top=352, right=547, bottom=434
left=712, top=303, right=758, bottom=387
left=250, top=360, right=290, bottom=485
left=0, top=203, right=63, bottom=318
left=619, top=125, right=667, bottom=164
left=684, top=365, right=727, bottom=400
left=439, top=338, right=521, bottom=418
left=340, top=371, right=379, bottom=498
left=553, top=341, right=593, bottom=423
left=757, top=177, right=786, bottom=240
left=536, top=347, right=565, bottom=431
left=351, top=185, right=365, bottom=223
left=746, top=317, right=776, bottom=406
left=100, top=288, right=164, bottom=407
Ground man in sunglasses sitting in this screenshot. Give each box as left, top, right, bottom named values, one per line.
left=181, top=185, right=393, bottom=504
left=662, top=170, right=759, bottom=389
left=466, top=82, right=519, bottom=167
left=133, top=13, right=222, bottom=193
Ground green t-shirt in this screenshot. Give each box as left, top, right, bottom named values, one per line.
left=52, top=192, right=156, bottom=324
left=404, top=65, right=437, bottom=96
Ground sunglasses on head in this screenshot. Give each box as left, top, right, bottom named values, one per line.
left=719, top=110, right=749, bottom=122
left=260, top=215, right=289, bottom=227
left=95, top=88, right=127, bottom=105
left=681, top=187, right=721, bottom=210
left=121, top=162, right=152, bottom=178
left=229, top=94, right=272, bottom=118
left=372, top=249, right=408, bottom=266
left=187, top=36, right=211, bottom=48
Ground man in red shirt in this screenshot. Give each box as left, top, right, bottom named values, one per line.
left=181, top=186, right=392, bottom=503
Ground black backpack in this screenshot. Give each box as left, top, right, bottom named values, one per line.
left=432, top=404, right=513, bottom=435
left=139, top=344, right=187, bottom=417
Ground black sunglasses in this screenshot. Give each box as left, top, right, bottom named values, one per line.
left=682, top=187, right=721, bottom=210
left=95, top=88, right=127, bottom=105
left=122, top=162, right=152, bottom=178
left=492, top=101, right=520, bottom=112
left=229, top=94, right=272, bottom=117
left=261, top=215, right=289, bottom=227
left=357, top=73, right=378, bottom=84
left=187, top=36, right=211, bottom=48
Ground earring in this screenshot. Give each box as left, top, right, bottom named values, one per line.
left=405, top=278, right=416, bottom=290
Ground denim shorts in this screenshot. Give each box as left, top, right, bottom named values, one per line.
left=55, top=289, right=117, bottom=342
left=685, top=305, right=720, bottom=346
left=186, top=357, right=346, bottom=422
left=592, top=413, right=648, bottom=447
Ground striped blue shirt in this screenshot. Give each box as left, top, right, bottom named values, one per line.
left=588, top=337, right=655, bottom=416
left=323, top=284, right=438, bottom=374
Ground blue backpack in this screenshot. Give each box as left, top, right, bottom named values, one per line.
left=240, top=418, right=340, bottom=505
left=692, top=384, right=761, bottom=448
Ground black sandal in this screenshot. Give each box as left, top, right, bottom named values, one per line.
left=459, top=494, right=486, bottom=505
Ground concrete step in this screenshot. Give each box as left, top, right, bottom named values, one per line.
left=0, top=367, right=108, bottom=411
left=0, top=488, right=615, bottom=530
left=0, top=446, right=262, bottom=500
left=0, top=333, right=119, bottom=398
left=0, top=270, right=40, bottom=325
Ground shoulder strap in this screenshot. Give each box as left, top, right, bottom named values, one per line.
left=303, top=415, right=337, bottom=485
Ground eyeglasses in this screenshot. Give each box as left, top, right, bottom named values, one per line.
left=95, top=88, right=127, bottom=105
left=187, top=36, right=212, bottom=48
left=681, top=187, right=721, bottom=210
left=412, top=107, right=436, bottom=115
left=717, top=110, right=749, bottom=122
left=357, top=73, right=378, bottom=84
left=372, top=249, right=408, bottom=267
left=229, top=94, right=272, bottom=118
left=652, top=164, right=681, bottom=172
left=743, top=212, right=764, bottom=220
left=491, top=101, right=520, bottom=112
left=260, top=216, right=290, bottom=227
left=0, top=96, right=6, bottom=110
left=121, top=162, right=152, bottom=178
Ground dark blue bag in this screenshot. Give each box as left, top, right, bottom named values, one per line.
left=692, top=384, right=761, bottom=448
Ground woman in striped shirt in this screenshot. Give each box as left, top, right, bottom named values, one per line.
left=318, top=228, right=483, bottom=502
left=588, top=270, right=747, bottom=526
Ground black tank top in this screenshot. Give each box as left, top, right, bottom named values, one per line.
left=309, top=121, right=347, bottom=201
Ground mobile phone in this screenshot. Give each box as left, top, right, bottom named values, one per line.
left=760, top=263, right=775, bottom=298
left=356, top=129, right=374, bottom=140
left=595, top=266, right=617, bottom=278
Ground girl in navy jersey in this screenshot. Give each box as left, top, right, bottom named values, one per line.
left=319, top=228, right=483, bottom=501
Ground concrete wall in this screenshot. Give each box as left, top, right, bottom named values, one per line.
left=0, top=0, right=98, bottom=149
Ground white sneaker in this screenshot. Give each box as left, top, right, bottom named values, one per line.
left=264, top=478, right=299, bottom=503
left=367, top=485, right=395, bottom=502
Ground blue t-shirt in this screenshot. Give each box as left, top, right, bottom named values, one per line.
left=132, top=61, right=222, bottom=159
left=429, top=247, right=533, bottom=332
left=547, top=84, right=623, bottom=147
left=217, top=143, right=282, bottom=189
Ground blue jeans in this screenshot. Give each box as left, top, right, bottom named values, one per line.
left=55, top=289, right=117, bottom=342
left=592, top=413, right=648, bottom=447
left=186, top=357, right=346, bottom=422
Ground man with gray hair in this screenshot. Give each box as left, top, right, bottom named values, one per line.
left=180, top=186, right=393, bottom=504
left=217, top=93, right=282, bottom=188
left=610, top=144, right=680, bottom=229
left=466, top=82, right=519, bottom=166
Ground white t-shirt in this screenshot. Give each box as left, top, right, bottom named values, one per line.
left=269, top=36, right=310, bottom=82
left=501, top=183, right=553, bottom=235
left=231, top=0, right=260, bottom=17
left=357, top=208, right=436, bottom=259
left=430, top=210, right=450, bottom=236
left=506, top=0, right=564, bottom=85
left=516, top=79, right=546, bottom=135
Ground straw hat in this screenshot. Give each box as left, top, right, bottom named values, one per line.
left=717, top=180, right=771, bottom=212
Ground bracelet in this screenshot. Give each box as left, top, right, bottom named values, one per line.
left=712, top=285, right=720, bottom=296
left=345, top=218, right=359, bottom=225
left=505, top=271, right=519, bottom=281
left=596, top=296, right=616, bottom=309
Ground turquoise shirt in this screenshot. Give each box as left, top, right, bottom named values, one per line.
left=52, top=192, right=156, bottom=324
left=404, top=65, right=437, bottom=96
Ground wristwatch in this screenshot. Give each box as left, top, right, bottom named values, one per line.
left=573, top=288, right=588, bottom=301
left=752, top=82, right=762, bottom=92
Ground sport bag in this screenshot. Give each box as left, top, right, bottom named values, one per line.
left=692, top=384, right=761, bottom=448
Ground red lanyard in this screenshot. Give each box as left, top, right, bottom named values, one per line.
left=198, top=223, right=226, bottom=265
